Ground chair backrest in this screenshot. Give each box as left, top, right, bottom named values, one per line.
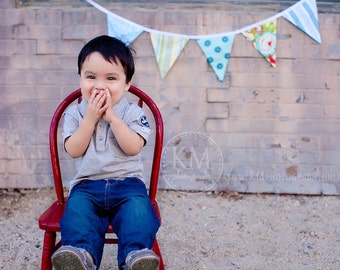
left=49, top=85, right=164, bottom=205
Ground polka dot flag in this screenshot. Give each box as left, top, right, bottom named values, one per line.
left=197, top=35, right=235, bottom=82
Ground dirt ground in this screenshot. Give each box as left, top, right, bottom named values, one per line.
left=0, top=188, right=339, bottom=270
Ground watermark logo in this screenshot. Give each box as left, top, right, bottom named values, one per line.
left=162, top=132, right=223, bottom=192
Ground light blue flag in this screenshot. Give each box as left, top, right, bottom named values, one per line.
left=283, top=0, right=321, bottom=44
left=197, top=34, right=235, bottom=82
left=107, top=14, right=144, bottom=45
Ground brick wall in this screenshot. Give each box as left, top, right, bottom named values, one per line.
left=1, top=0, right=340, bottom=194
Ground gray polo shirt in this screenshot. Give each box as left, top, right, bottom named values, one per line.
left=62, top=96, right=151, bottom=190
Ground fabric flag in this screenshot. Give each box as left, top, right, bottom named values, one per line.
left=283, top=0, right=321, bottom=44
left=197, top=35, right=235, bottom=82
left=243, top=20, right=277, bottom=67
left=107, top=14, right=144, bottom=45
left=150, top=33, right=189, bottom=79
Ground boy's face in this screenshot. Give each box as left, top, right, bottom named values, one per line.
left=79, top=52, right=131, bottom=106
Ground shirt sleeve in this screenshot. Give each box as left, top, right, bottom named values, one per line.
left=62, top=104, right=81, bottom=144
left=123, top=103, right=151, bottom=144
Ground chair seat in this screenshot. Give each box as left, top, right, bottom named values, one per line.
left=39, top=198, right=161, bottom=233
left=39, top=201, right=66, bottom=232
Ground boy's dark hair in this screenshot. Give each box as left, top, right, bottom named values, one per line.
left=78, top=35, right=135, bottom=83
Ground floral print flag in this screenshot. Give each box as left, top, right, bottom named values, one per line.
left=242, top=20, right=277, bottom=67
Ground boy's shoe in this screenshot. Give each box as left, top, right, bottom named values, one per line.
left=52, top=245, right=96, bottom=270
left=124, top=248, right=160, bottom=270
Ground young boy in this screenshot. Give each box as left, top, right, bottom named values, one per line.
left=51, top=35, right=160, bottom=270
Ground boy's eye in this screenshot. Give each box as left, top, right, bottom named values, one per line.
left=108, top=76, right=116, bottom=81
left=86, top=75, right=95, bottom=79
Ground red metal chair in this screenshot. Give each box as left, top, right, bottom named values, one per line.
left=38, top=85, right=164, bottom=270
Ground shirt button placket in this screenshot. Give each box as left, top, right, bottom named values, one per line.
left=96, top=119, right=106, bottom=152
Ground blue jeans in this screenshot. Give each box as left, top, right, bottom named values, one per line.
left=60, top=177, right=160, bottom=269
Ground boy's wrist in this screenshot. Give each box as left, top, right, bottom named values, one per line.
left=108, top=115, right=122, bottom=127
left=80, top=117, right=96, bottom=131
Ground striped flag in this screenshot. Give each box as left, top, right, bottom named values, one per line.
left=150, top=33, right=189, bottom=79
left=283, top=0, right=321, bottom=43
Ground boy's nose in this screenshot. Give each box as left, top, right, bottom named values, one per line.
left=95, top=83, right=106, bottom=90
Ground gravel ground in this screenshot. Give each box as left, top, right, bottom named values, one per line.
left=0, top=188, right=339, bottom=270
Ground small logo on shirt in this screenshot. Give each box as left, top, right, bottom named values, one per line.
left=140, top=115, right=150, bottom=128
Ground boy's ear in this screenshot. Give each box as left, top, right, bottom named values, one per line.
left=125, top=81, right=131, bottom=91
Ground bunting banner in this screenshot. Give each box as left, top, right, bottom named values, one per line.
left=85, top=0, right=321, bottom=82
left=242, top=20, right=277, bottom=67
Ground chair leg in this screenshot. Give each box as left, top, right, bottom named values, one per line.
left=41, top=231, right=56, bottom=270
left=152, top=238, right=164, bottom=270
